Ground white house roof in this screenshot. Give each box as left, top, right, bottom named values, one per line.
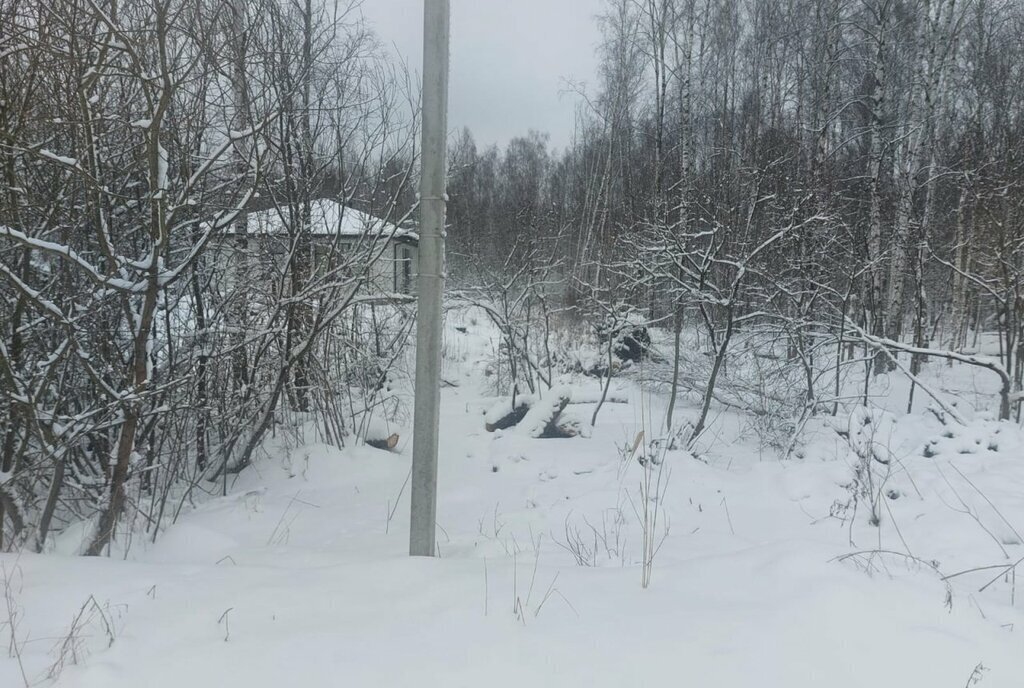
left=244, top=199, right=417, bottom=242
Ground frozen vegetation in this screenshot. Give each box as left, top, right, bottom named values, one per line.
left=2, top=308, right=1023, bottom=687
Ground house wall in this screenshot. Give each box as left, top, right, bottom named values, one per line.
left=215, top=236, right=418, bottom=303
left=314, top=238, right=418, bottom=297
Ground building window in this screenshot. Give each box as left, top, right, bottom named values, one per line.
left=399, top=247, right=413, bottom=293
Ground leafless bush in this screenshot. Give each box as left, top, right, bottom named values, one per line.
left=47, top=596, right=124, bottom=681
left=2, top=563, right=28, bottom=687
left=556, top=507, right=629, bottom=568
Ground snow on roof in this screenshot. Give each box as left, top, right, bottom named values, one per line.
left=244, top=199, right=417, bottom=242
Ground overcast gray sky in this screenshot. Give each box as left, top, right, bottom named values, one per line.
left=360, top=0, right=603, bottom=151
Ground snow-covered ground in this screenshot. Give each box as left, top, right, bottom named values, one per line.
left=2, top=309, right=1023, bottom=687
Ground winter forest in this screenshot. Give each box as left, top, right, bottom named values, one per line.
left=2, top=0, right=1024, bottom=685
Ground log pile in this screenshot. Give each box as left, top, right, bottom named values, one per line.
left=484, top=391, right=578, bottom=438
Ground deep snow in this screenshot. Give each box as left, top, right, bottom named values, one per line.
left=2, top=309, right=1023, bottom=687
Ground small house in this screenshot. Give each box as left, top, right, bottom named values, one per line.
left=237, top=198, right=418, bottom=297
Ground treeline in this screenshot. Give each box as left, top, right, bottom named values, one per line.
left=0, top=0, right=416, bottom=553
left=446, top=0, right=1024, bottom=425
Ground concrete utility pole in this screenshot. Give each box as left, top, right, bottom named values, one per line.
left=410, top=0, right=449, bottom=557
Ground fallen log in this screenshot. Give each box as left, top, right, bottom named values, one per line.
left=366, top=433, right=400, bottom=451
left=522, top=392, right=573, bottom=438
left=484, top=387, right=625, bottom=435
left=485, top=398, right=531, bottom=432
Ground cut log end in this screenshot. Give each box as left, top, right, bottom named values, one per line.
left=367, top=433, right=399, bottom=451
